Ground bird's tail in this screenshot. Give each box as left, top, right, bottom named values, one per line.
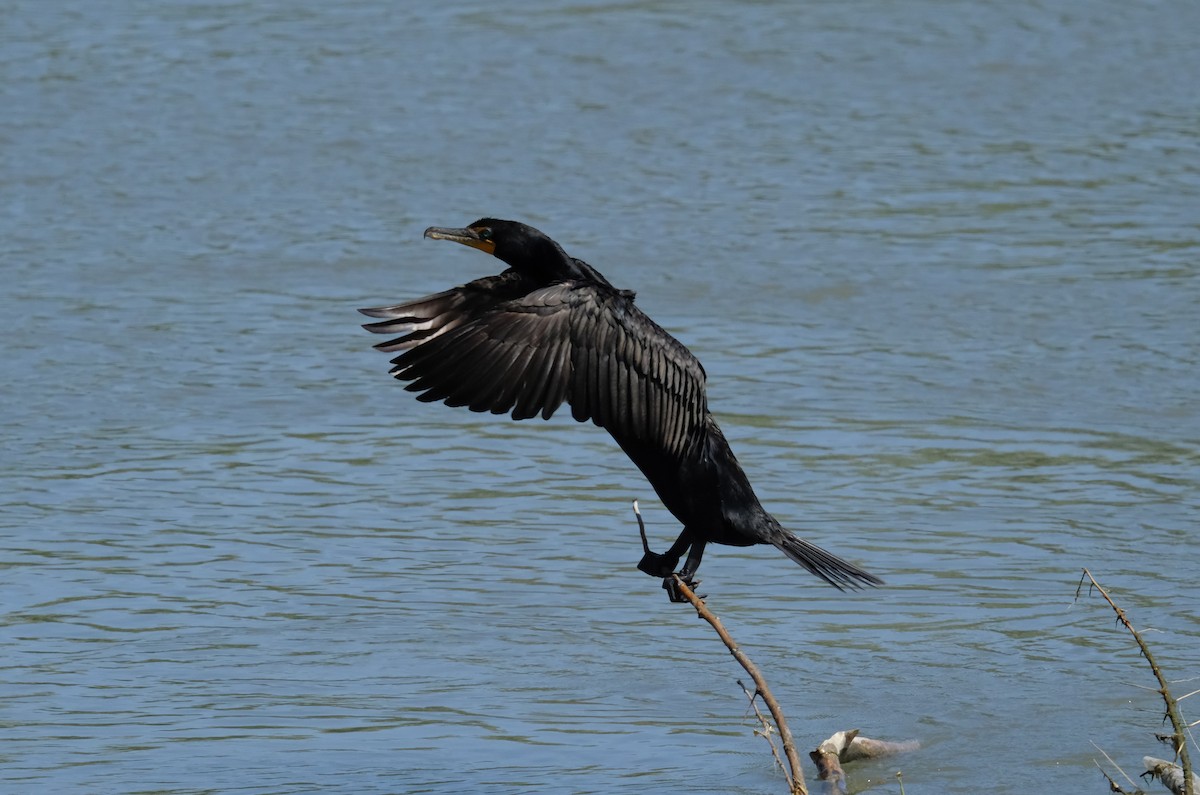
left=772, top=531, right=883, bottom=591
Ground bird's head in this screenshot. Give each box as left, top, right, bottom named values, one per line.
left=424, top=218, right=577, bottom=281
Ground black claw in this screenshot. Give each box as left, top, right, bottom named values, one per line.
left=663, top=575, right=702, bottom=603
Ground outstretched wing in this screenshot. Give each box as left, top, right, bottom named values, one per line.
left=564, top=289, right=707, bottom=457
left=360, top=273, right=707, bottom=455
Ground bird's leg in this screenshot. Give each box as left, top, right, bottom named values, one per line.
left=663, top=539, right=706, bottom=603
left=634, top=515, right=706, bottom=603
left=637, top=526, right=691, bottom=579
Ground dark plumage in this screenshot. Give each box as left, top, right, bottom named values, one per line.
left=361, top=219, right=881, bottom=599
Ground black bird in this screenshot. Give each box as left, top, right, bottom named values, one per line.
left=361, top=219, right=881, bottom=599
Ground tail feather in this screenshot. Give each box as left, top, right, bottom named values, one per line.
left=773, top=532, right=883, bottom=591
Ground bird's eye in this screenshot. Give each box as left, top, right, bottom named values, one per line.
left=478, top=228, right=493, bottom=241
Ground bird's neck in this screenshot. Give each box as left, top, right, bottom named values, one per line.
left=510, top=241, right=614, bottom=288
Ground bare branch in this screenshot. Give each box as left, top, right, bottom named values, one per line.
left=1081, top=569, right=1194, bottom=795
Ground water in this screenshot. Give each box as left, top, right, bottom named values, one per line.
left=3, top=1, right=1198, bottom=792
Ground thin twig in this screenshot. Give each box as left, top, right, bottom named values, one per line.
left=1093, top=759, right=1137, bottom=794
left=1079, top=569, right=1194, bottom=795
left=739, top=678, right=789, bottom=778
left=1092, top=740, right=1141, bottom=792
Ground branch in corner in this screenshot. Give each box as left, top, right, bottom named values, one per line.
left=1077, top=569, right=1196, bottom=795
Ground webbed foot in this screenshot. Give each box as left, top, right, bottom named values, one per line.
left=637, top=550, right=679, bottom=578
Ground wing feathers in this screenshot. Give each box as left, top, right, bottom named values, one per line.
left=542, top=340, right=571, bottom=421
left=361, top=276, right=707, bottom=456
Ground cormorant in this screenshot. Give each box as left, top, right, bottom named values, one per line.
left=361, top=219, right=882, bottom=600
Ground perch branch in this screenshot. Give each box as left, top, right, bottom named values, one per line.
left=632, top=503, right=805, bottom=794
left=670, top=573, right=808, bottom=795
